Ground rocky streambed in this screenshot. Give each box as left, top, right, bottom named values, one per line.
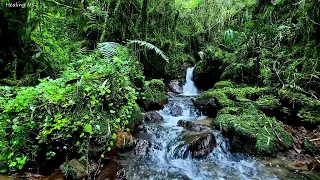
left=2, top=68, right=320, bottom=180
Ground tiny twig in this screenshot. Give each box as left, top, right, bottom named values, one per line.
left=310, top=138, right=320, bottom=142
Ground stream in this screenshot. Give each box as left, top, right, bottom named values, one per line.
left=120, top=67, right=313, bottom=180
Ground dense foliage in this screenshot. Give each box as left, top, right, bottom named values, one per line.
left=0, top=0, right=319, bottom=174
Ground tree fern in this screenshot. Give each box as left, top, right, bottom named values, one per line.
left=127, top=40, right=169, bottom=63
left=98, top=40, right=169, bottom=63
left=97, top=42, right=121, bottom=59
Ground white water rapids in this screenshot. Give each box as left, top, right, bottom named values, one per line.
left=120, top=67, right=309, bottom=180
left=182, top=67, right=198, bottom=96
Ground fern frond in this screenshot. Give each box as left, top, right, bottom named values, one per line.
left=97, top=42, right=121, bottom=59
left=127, top=40, right=169, bottom=63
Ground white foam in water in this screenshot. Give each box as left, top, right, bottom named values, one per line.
left=121, top=67, right=296, bottom=180
left=182, top=67, right=198, bottom=96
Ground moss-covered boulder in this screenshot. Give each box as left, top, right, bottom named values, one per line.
left=278, top=89, right=320, bottom=126
left=213, top=107, right=293, bottom=156
left=194, top=84, right=294, bottom=156
left=193, top=84, right=272, bottom=117
left=140, top=79, right=167, bottom=111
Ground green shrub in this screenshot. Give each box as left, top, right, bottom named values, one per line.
left=0, top=49, right=144, bottom=172
left=141, top=79, right=167, bottom=110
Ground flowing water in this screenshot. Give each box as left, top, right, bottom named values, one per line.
left=121, top=67, right=313, bottom=180
left=182, top=67, right=198, bottom=96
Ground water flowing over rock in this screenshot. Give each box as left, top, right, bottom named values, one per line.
left=188, top=133, right=216, bottom=158
left=166, top=91, right=176, bottom=98
left=134, top=139, right=150, bottom=156
left=177, top=120, right=207, bottom=132
left=142, top=111, right=163, bottom=123
left=119, top=67, right=308, bottom=179
left=170, top=105, right=183, bottom=117
left=168, top=79, right=182, bottom=94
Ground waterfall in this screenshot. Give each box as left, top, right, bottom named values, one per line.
left=120, top=67, right=299, bottom=180
left=182, top=67, right=198, bottom=96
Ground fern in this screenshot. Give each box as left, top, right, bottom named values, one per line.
left=97, top=42, right=121, bottom=59
left=127, top=40, right=169, bottom=63
left=98, top=40, right=169, bottom=63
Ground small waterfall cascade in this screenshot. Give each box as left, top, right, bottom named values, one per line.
left=182, top=67, right=198, bottom=96
left=120, top=67, right=306, bottom=180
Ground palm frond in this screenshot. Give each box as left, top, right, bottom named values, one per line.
left=127, top=40, right=169, bottom=63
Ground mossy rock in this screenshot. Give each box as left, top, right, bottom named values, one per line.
left=213, top=108, right=293, bottom=156
left=213, top=81, right=235, bottom=89
left=303, top=139, right=318, bottom=156
left=255, top=95, right=280, bottom=111
left=278, top=89, right=320, bottom=125
left=140, top=79, right=167, bottom=111
left=194, top=86, right=272, bottom=117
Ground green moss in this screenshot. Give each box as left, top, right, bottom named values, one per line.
left=195, top=86, right=272, bottom=113
left=278, top=89, right=320, bottom=124
left=213, top=107, right=293, bottom=156
left=255, top=95, right=280, bottom=111
left=278, top=89, right=310, bottom=106
left=303, top=139, right=318, bottom=156
left=127, top=103, right=143, bottom=132
left=143, top=79, right=167, bottom=109
left=197, top=86, right=293, bottom=156
left=214, top=81, right=235, bottom=89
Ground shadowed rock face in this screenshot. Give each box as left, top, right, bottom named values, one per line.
left=188, top=133, right=216, bottom=158
left=168, top=80, right=182, bottom=94
left=96, top=160, right=125, bottom=180
left=142, top=111, right=164, bottom=123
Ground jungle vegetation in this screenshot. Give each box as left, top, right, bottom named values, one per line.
left=0, top=0, right=319, bottom=175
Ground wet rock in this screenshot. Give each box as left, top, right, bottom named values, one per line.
left=0, top=175, right=23, bottom=180
left=21, top=171, right=65, bottom=180
left=67, top=159, right=90, bottom=179
left=277, top=149, right=313, bottom=163
left=103, top=147, right=119, bottom=160
left=170, top=105, right=183, bottom=117
left=42, top=170, right=66, bottom=180
left=177, top=120, right=207, bottom=132
left=134, top=139, right=150, bottom=156
left=194, top=118, right=213, bottom=127
left=166, top=92, right=176, bottom=98
left=142, top=111, right=163, bottom=123
left=116, top=129, right=134, bottom=148
left=307, top=158, right=320, bottom=172
left=188, top=133, right=216, bottom=158
left=298, top=126, right=307, bottom=134
left=96, top=160, right=126, bottom=180
left=168, top=80, right=182, bottom=94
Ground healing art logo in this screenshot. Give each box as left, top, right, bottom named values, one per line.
left=2, top=1, right=35, bottom=8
